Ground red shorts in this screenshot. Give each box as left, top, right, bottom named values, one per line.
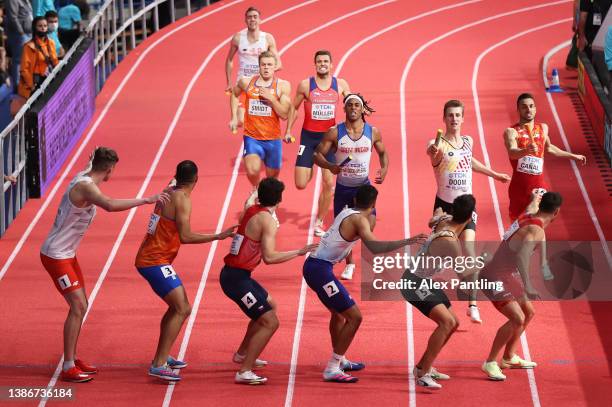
left=41, top=253, right=84, bottom=294
left=508, top=179, right=546, bottom=221
left=480, top=267, right=525, bottom=312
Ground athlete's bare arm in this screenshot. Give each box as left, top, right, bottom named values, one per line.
left=338, top=78, right=351, bottom=98
left=285, top=79, right=309, bottom=138
left=426, top=139, right=443, bottom=165
left=372, top=127, right=389, bottom=184
left=74, top=182, right=166, bottom=212
left=504, top=127, right=537, bottom=159
left=259, top=79, right=291, bottom=119
left=348, top=215, right=427, bottom=254
left=514, top=226, right=544, bottom=299
left=266, top=33, right=282, bottom=71
left=174, top=191, right=236, bottom=244
left=470, top=135, right=510, bottom=181
left=314, top=126, right=340, bottom=174
left=225, top=33, right=241, bottom=91
left=259, top=214, right=317, bottom=263
left=542, top=124, right=587, bottom=165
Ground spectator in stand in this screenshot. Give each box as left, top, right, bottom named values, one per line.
left=4, top=174, right=17, bottom=184
left=578, top=0, right=612, bottom=58
left=0, top=5, right=11, bottom=86
left=32, top=0, right=55, bottom=17
left=605, top=26, right=612, bottom=99
left=567, top=0, right=581, bottom=70
left=17, top=16, right=58, bottom=99
left=45, top=10, right=64, bottom=58
left=5, top=0, right=33, bottom=90
left=58, top=0, right=83, bottom=50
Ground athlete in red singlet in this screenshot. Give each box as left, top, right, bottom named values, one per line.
left=220, top=178, right=317, bottom=385
left=479, top=191, right=563, bottom=381
left=504, top=93, right=585, bottom=220
left=285, top=50, right=351, bottom=236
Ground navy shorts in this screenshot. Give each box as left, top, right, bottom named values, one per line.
left=137, top=264, right=183, bottom=299
left=243, top=135, right=282, bottom=169
left=334, top=181, right=376, bottom=217
left=295, top=128, right=335, bottom=168
left=433, top=196, right=477, bottom=231
left=220, top=265, right=273, bottom=320
left=303, top=257, right=355, bottom=313
left=400, top=271, right=451, bottom=317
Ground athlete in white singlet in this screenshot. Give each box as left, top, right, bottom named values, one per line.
left=225, top=6, right=281, bottom=133
left=40, top=147, right=168, bottom=383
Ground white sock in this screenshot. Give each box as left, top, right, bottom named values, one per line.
left=326, top=352, right=343, bottom=372
left=234, top=352, right=246, bottom=362
left=63, top=360, right=75, bottom=371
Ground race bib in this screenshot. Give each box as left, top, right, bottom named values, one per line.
left=593, top=13, right=602, bottom=26
left=229, top=234, right=245, bottom=255
left=503, top=220, right=520, bottom=241
left=248, top=99, right=272, bottom=117
left=447, top=172, right=470, bottom=191
left=147, top=213, right=161, bottom=235
left=241, top=64, right=259, bottom=77
left=161, top=265, right=177, bottom=280
left=241, top=292, right=257, bottom=309
left=311, top=103, right=335, bottom=121
left=517, top=155, right=543, bottom=175
left=323, top=281, right=340, bottom=298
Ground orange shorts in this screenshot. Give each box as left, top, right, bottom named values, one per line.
left=41, top=253, right=84, bottom=294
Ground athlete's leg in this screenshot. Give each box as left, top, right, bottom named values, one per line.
left=152, top=286, right=192, bottom=367
left=416, top=304, right=459, bottom=373
left=503, top=298, right=534, bottom=359
left=229, top=92, right=239, bottom=132
left=460, top=229, right=481, bottom=321
left=240, top=296, right=279, bottom=373
left=486, top=301, right=525, bottom=362
left=295, top=166, right=313, bottom=190
left=244, top=154, right=263, bottom=187
left=265, top=167, right=280, bottom=178
left=316, top=169, right=334, bottom=222
left=237, top=297, right=277, bottom=357
left=331, top=305, right=362, bottom=355
left=63, top=288, right=89, bottom=363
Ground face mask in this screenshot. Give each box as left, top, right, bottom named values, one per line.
left=35, top=30, right=47, bottom=38
left=48, top=23, right=58, bottom=32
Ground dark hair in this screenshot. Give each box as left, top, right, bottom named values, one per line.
left=245, top=6, right=260, bottom=16
left=258, top=177, right=285, bottom=207
left=31, top=16, right=47, bottom=35
left=452, top=194, right=476, bottom=224
left=539, top=192, right=562, bottom=214
left=258, top=50, right=276, bottom=64
left=443, top=99, right=464, bottom=117
left=355, top=184, right=378, bottom=209
left=516, top=93, right=535, bottom=107
left=45, top=10, right=59, bottom=19
left=343, top=93, right=375, bottom=121
left=175, top=160, right=198, bottom=185
left=91, top=147, right=119, bottom=171
left=314, top=49, right=332, bottom=63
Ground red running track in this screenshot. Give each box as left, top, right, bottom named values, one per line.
left=0, top=1, right=610, bottom=406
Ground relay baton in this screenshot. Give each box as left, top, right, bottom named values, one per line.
left=339, top=154, right=353, bottom=167
left=434, top=129, right=443, bottom=147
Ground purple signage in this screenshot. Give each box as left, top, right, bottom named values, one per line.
left=37, top=43, right=95, bottom=195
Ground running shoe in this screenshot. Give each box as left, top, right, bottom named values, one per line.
left=167, top=356, right=188, bottom=369
left=323, top=370, right=358, bottom=383
left=467, top=305, right=482, bottom=324
left=61, top=367, right=94, bottom=383
left=501, top=355, right=537, bottom=369
left=313, top=219, right=326, bottom=237
left=482, top=361, right=506, bottom=381
left=148, top=365, right=181, bottom=382
left=235, top=370, right=267, bottom=385
left=340, top=264, right=355, bottom=280
left=232, top=352, right=268, bottom=368
left=340, top=359, right=365, bottom=371
left=430, top=367, right=450, bottom=380
left=414, top=372, right=442, bottom=389
left=75, top=359, right=98, bottom=374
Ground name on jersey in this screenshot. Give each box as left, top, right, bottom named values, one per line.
left=339, top=146, right=370, bottom=154
left=517, top=155, right=543, bottom=175
left=248, top=99, right=273, bottom=117
left=311, top=103, right=335, bottom=120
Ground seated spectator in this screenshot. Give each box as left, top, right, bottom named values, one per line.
left=5, top=0, right=33, bottom=90
left=33, top=0, right=55, bottom=17
left=17, top=16, right=58, bottom=99
left=45, top=11, right=65, bottom=58
left=58, top=1, right=83, bottom=50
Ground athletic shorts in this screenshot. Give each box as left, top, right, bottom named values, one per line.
left=220, top=265, right=273, bottom=320
left=334, top=181, right=377, bottom=217
left=295, top=128, right=335, bottom=168
left=400, top=271, right=451, bottom=317
left=137, top=264, right=183, bottom=298
left=41, top=253, right=84, bottom=294
left=480, top=267, right=525, bottom=312
left=433, top=196, right=477, bottom=231
left=243, top=136, right=282, bottom=170
left=303, top=257, right=356, bottom=313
